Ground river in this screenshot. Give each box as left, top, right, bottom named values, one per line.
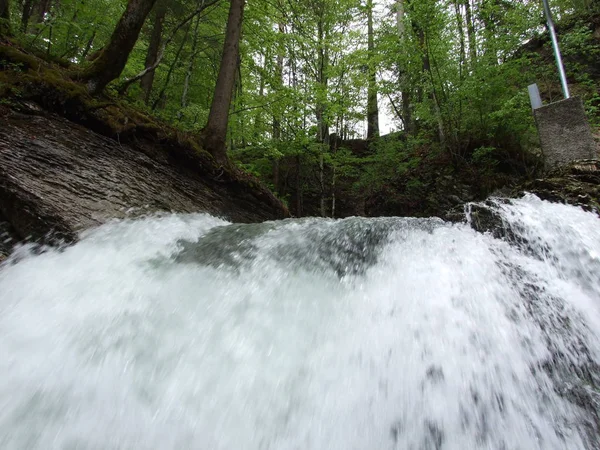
left=1, top=194, right=600, bottom=449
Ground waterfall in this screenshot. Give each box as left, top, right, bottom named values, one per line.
left=1, top=194, right=600, bottom=449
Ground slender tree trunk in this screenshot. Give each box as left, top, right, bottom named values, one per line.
left=81, top=30, right=96, bottom=60
left=151, top=23, right=189, bottom=111
left=81, top=0, right=158, bottom=94
left=201, top=0, right=246, bottom=166
left=396, top=0, right=412, bottom=133
left=180, top=12, right=201, bottom=118
left=452, top=0, right=466, bottom=150
left=118, top=0, right=219, bottom=95
left=315, top=5, right=329, bottom=217
left=331, top=140, right=337, bottom=217
left=454, top=1, right=466, bottom=74
left=295, top=153, right=302, bottom=216
left=432, top=91, right=446, bottom=148
left=464, top=0, right=477, bottom=65
left=21, top=0, right=34, bottom=32
left=252, top=53, right=266, bottom=141
left=0, top=0, right=10, bottom=37
left=60, top=2, right=81, bottom=58
left=34, top=0, right=51, bottom=24
left=396, top=0, right=405, bottom=35
left=401, top=90, right=412, bottom=132
left=318, top=140, right=326, bottom=217
left=366, top=0, right=379, bottom=139
left=272, top=157, right=280, bottom=193
left=417, top=22, right=445, bottom=147
left=141, top=1, right=167, bottom=105
left=331, top=165, right=336, bottom=217
left=232, top=55, right=245, bottom=148
left=272, top=22, right=284, bottom=193
left=47, top=21, right=53, bottom=55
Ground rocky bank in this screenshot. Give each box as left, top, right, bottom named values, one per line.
left=0, top=103, right=289, bottom=260
left=0, top=42, right=292, bottom=262
left=455, top=159, right=600, bottom=236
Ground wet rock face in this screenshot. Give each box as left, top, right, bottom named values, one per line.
left=445, top=159, right=600, bottom=235
left=0, top=212, right=19, bottom=262
left=516, top=159, right=600, bottom=213
left=0, top=108, right=288, bottom=246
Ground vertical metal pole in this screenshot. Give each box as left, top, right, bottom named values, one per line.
left=541, top=0, right=570, bottom=99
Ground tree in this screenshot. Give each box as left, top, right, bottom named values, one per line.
left=34, top=0, right=52, bottom=25
left=20, top=0, right=34, bottom=32
left=0, top=0, right=10, bottom=37
left=201, top=0, right=246, bottom=165
left=4, top=0, right=595, bottom=219
left=141, top=0, right=168, bottom=104
left=80, top=0, right=158, bottom=94
left=396, top=0, right=412, bottom=133
left=272, top=20, right=285, bottom=192
left=464, top=0, right=477, bottom=65
left=366, top=0, right=379, bottom=139
left=180, top=13, right=202, bottom=114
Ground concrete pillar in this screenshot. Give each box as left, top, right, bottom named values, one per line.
left=534, top=96, right=597, bottom=170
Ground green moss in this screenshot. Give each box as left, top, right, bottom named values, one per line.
left=0, top=45, right=41, bottom=71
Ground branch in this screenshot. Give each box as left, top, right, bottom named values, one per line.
left=386, top=93, right=405, bottom=127
left=117, top=0, right=221, bottom=95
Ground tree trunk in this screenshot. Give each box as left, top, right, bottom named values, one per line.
left=34, top=0, right=51, bottom=24
left=0, top=0, right=9, bottom=37
left=47, top=20, right=53, bottom=55
left=232, top=54, right=245, bottom=148
left=81, top=30, right=96, bottom=60
left=252, top=53, right=266, bottom=141
left=152, top=23, right=189, bottom=111
left=180, top=12, right=201, bottom=116
left=141, top=1, right=167, bottom=105
left=464, top=0, right=477, bottom=65
left=81, top=0, right=158, bottom=94
left=331, top=139, right=337, bottom=218
left=117, top=0, right=219, bottom=95
left=272, top=23, right=284, bottom=193
left=21, top=0, right=34, bottom=32
left=396, top=0, right=412, bottom=133
left=432, top=91, right=446, bottom=148
left=201, top=0, right=246, bottom=166
left=366, top=0, right=379, bottom=139
left=318, top=141, right=326, bottom=217
left=295, top=153, right=302, bottom=216
left=315, top=4, right=329, bottom=217
left=396, top=0, right=405, bottom=35
left=454, top=1, right=466, bottom=73
left=331, top=164, right=336, bottom=218
left=417, top=21, right=445, bottom=147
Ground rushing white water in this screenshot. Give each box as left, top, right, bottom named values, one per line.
left=1, top=194, right=600, bottom=450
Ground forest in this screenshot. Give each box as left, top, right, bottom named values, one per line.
left=0, top=0, right=599, bottom=218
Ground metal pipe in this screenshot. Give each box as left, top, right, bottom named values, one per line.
left=541, top=0, right=570, bottom=99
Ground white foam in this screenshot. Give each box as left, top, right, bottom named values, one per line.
left=1, top=197, right=599, bottom=449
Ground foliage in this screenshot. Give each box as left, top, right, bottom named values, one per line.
left=1, top=0, right=599, bottom=216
